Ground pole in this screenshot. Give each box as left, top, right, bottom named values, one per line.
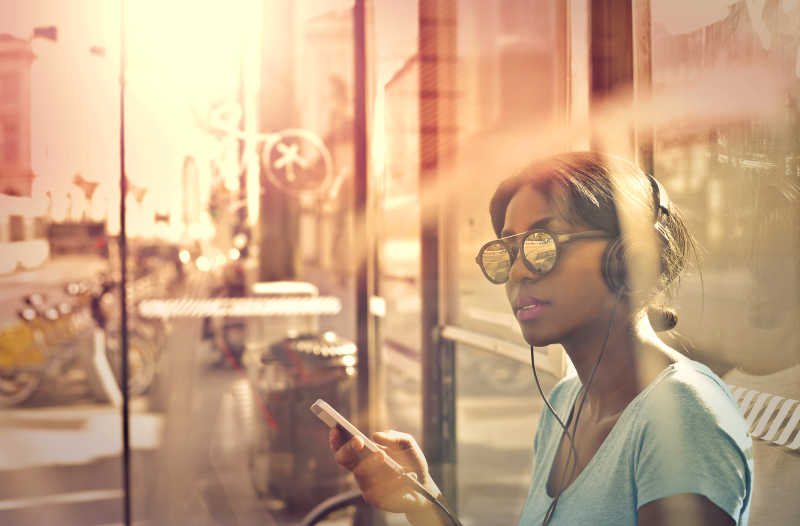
left=419, top=0, right=458, bottom=510
left=258, top=0, right=298, bottom=282
left=118, top=1, right=132, bottom=524
left=353, top=0, right=375, bottom=432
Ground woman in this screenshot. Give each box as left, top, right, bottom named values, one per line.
left=330, top=151, right=753, bottom=525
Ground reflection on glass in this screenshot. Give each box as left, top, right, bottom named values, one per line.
left=1, top=3, right=127, bottom=524
left=652, top=2, right=800, bottom=524
left=454, top=0, right=568, bottom=341
left=1, top=0, right=365, bottom=524
left=455, top=343, right=557, bottom=525
left=524, top=233, right=557, bottom=273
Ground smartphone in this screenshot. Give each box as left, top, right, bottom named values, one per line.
left=310, top=398, right=405, bottom=473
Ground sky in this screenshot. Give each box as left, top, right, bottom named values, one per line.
left=0, top=0, right=264, bottom=236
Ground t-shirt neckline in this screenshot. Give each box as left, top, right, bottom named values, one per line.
left=543, top=358, right=688, bottom=499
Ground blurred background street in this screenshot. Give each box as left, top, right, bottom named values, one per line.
left=0, top=0, right=798, bottom=525
left=0, top=255, right=554, bottom=526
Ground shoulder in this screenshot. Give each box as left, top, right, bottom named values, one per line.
left=632, top=360, right=754, bottom=522
left=637, top=359, right=750, bottom=444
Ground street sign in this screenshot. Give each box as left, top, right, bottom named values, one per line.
left=264, top=129, right=333, bottom=197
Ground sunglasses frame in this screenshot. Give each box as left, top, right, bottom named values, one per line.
left=475, top=229, right=611, bottom=284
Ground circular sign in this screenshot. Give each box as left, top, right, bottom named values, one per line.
left=264, top=129, right=333, bottom=196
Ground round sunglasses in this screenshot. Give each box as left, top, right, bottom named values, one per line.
left=475, top=229, right=611, bottom=284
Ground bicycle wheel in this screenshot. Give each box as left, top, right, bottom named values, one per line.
left=0, top=369, right=42, bottom=407
left=105, top=330, right=157, bottom=397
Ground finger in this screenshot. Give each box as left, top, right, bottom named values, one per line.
left=330, top=427, right=348, bottom=451
left=361, top=472, right=409, bottom=508
left=372, top=430, right=414, bottom=450
left=352, top=450, right=395, bottom=486
left=334, top=435, right=365, bottom=471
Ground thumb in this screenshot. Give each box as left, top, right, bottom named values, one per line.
left=372, top=430, right=414, bottom=451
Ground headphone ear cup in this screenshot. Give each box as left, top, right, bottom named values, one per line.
left=602, top=239, right=628, bottom=294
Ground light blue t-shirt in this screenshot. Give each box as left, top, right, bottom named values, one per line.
left=518, top=359, right=753, bottom=525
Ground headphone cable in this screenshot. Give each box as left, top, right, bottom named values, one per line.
left=532, top=291, right=622, bottom=525
left=400, top=472, right=464, bottom=526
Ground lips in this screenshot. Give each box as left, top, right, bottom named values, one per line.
left=515, top=296, right=549, bottom=321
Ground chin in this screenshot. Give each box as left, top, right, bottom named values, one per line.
left=520, top=324, right=561, bottom=347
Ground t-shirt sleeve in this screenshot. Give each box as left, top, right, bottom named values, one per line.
left=633, top=376, right=753, bottom=522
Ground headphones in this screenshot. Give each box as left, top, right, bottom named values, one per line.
left=600, top=173, right=671, bottom=295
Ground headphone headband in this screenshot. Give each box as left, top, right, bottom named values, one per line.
left=601, top=172, right=671, bottom=296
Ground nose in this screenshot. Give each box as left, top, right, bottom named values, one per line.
left=507, top=246, right=535, bottom=284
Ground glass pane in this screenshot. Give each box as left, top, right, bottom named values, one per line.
left=651, top=2, right=800, bottom=525
left=3, top=1, right=369, bottom=525
left=0, top=2, right=124, bottom=525
left=445, top=0, right=571, bottom=521
left=375, top=0, right=422, bottom=439
left=454, top=0, right=569, bottom=343
left=455, top=343, right=559, bottom=524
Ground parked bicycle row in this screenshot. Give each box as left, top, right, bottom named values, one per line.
left=0, top=271, right=176, bottom=408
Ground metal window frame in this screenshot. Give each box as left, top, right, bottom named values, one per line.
left=418, top=0, right=459, bottom=510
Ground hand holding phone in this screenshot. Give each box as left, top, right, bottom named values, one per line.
left=310, top=399, right=406, bottom=473
left=312, top=398, right=462, bottom=526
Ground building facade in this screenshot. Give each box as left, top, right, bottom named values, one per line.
left=0, top=34, right=33, bottom=197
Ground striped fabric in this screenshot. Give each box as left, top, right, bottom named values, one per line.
left=728, top=385, right=800, bottom=450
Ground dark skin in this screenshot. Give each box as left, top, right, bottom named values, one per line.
left=331, top=183, right=735, bottom=525
left=330, top=428, right=451, bottom=526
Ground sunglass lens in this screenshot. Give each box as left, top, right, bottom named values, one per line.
left=480, top=241, right=511, bottom=283
left=523, top=232, right=557, bottom=273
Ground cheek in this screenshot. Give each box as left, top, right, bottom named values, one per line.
left=504, top=281, right=514, bottom=304
left=554, top=246, right=611, bottom=306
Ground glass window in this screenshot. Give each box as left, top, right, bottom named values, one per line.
left=0, top=3, right=124, bottom=525
left=375, top=0, right=423, bottom=439
left=9, top=2, right=797, bottom=526
left=376, top=4, right=571, bottom=518
left=445, top=0, right=571, bottom=519
left=454, top=0, right=569, bottom=343
left=651, top=2, right=800, bottom=524
left=454, top=342, right=558, bottom=524
left=1, top=1, right=362, bottom=524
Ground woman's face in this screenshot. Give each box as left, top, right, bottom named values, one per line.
left=503, top=184, right=617, bottom=346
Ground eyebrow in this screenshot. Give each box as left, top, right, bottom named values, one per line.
left=500, top=216, right=556, bottom=238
